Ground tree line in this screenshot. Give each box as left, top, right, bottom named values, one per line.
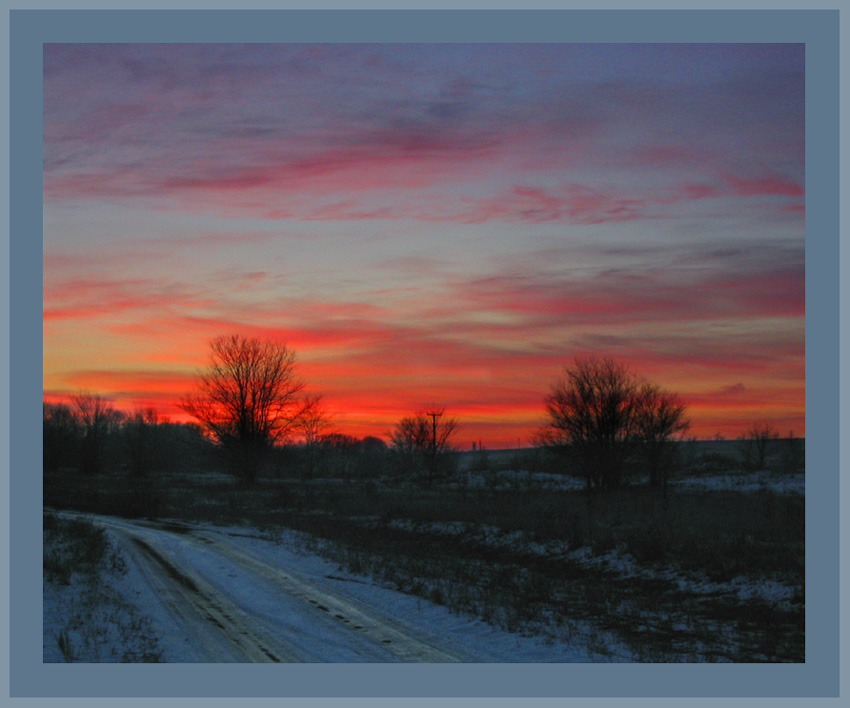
left=43, top=394, right=206, bottom=477
left=47, top=334, right=799, bottom=492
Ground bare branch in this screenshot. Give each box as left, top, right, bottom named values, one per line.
left=179, top=334, right=309, bottom=484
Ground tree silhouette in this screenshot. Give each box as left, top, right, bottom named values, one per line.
left=293, top=395, right=333, bottom=481
left=538, top=356, right=689, bottom=492
left=390, top=407, right=459, bottom=488
left=180, top=334, right=309, bottom=485
left=738, top=421, right=779, bottom=471
left=634, top=382, right=690, bottom=491
left=539, top=357, right=640, bottom=492
left=71, top=392, right=123, bottom=475
left=43, top=402, right=81, bottom=472
left=123, top=405, right=164, bottom=478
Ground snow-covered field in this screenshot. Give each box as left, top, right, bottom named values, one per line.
left=380, top=516, right=799, bottom=613
left=44, top=512, right=619, bottom=662
left=43, top=467, right=804, bottom=663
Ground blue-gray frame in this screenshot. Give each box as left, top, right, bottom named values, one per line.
left=11, top=7, right=840, bottom=700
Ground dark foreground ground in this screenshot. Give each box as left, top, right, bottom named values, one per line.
left=44, top=441, right=804, bottom=662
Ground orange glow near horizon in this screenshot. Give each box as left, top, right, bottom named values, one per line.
left=42, top=348, right=805, bottom=448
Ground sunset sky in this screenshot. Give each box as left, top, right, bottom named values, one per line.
left=43, top=43, right=805, bottom=447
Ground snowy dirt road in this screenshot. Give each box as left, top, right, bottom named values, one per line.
left=53, top=512, right=504, bottom=663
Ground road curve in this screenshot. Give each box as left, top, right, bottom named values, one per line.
left=54, top=512, right=482, bottom=663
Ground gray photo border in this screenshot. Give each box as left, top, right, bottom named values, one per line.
left=5, top=4, right=842, bottom=702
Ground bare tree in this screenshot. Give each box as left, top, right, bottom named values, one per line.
left=180, top=334, right=309, bottom=485
left=738, top=421, right=780, bottom=471
left=538, top=357, right=641, bottom=492
left=390, top=406, right=459, bottom=488
left=123, top=404, right=162, bottom=478
left=634, top=383, right=690, bottom=491
left=538, top=356, right=689, bottom=492
left=71, top=392, right=123, bottom=475
left=294, top=395, right=334, bottom=481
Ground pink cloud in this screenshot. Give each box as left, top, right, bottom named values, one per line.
left=43, top=277, right=216, bottom=321
left=721, top=173, right=804, bottom=198
left=633, top=145, right=702, bottom=166
left=44, top=129, right=805, bottom=227
left=290, top=171, right=805, bottom=225
left=455, top=262, right=804, bottom=327
left=673, top=173, right=804, bottom=204
left=51, top=134, right=493, bottom=223
left=446, top=183, right=650, bottom=225
left=679, top=182, right=722, bottom=200
left=118, top=128, right=502, bottom=204
left=147, top=230, right=279, bottom=248
left=685, top=382, right=802, bottom=411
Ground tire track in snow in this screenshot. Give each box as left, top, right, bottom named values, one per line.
left=190, top=529, right=473, bottom=662
left=127, top=537, right=283, bottom=661
left=110, top=527, right=310, bottom=662
left=61, top=512, right=477, bottom=662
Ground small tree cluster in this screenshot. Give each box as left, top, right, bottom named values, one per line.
left=287, top=433, right=390, bottom=480
left=43, top=394, right=124, bottom=476
left=738, top=422, right=780, bottom=471
left=43, top=401, right=85, bottom=473
left=390, top=407, right=459, bottom=488
left=291, top=395, right=334, bottom=481
left=72, top=393, right=125, bottom=476
left=43, top=394, right=206, bottom=476
left=538, top=356, right=690, bottom=492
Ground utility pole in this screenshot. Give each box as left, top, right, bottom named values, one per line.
left=424, top=407, right=442, bottom=489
